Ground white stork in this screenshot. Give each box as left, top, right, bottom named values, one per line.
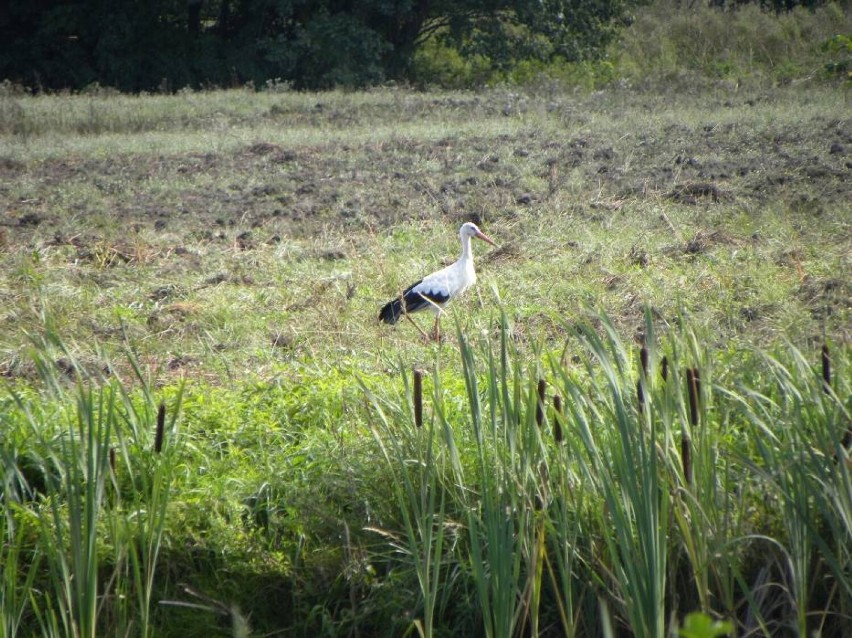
left=379, top=222, right=497, bottom=341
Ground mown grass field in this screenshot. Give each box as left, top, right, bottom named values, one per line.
left=2, top=85, right=848, bottom=376
left=1, top=24, right=851, bottom=638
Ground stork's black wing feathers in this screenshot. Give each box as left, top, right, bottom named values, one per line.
left=379, top=280, right=450, bottom=324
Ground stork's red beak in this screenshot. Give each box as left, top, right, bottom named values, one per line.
left=475, top=230, right=497, bottom=247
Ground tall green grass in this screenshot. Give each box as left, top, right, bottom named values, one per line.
left=559, top=313, right=669, bottom=638
left=1, top=333, right=181, bottom=638
left=0, top=503, right=41, bottom=638
left=728, top=344, right=851, bottom=635
left=366, top=308, right=851, bottom=636
left=2, top=312, right=849, bottom=636
left=365, top=368, right=450, bottom=638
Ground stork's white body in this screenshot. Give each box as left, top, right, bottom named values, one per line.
left=412, top=240, right=477, bottom=313
left=379, top=222, right=496, bottom=340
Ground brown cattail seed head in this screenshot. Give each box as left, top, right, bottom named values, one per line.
left=536, top=378, right=546, bottom=427
left=155, top=403, right=166, bottom=453
left=681, top=434, right=693, bottom=486
left=552, top=394, right=564, bottom=443
left=686, top=368, right=700, bottom=427
left=413, top=368, right=424, bottom=428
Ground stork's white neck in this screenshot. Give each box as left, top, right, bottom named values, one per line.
left=459, top=234, right=473, bottom=262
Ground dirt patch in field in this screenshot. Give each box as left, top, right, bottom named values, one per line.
left=3, top=90, right=847, bottom=254
left=797, top=276, right=850, bottom=321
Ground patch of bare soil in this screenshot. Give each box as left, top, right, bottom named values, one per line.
left=1, top=91, right=848, bottom=255
left=797, top=276, right=850, bottom=321
left=667, top=182, right=731, bottom=204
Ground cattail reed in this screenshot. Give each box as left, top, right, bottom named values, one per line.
left=536, top=378, right=546, bottom=427
left=413, top=368, right=423, bottom=428
left=661, top=356, right=669, bottom=382
left=637, top=346, right=648, bottom=407
left=681, top=434, right=693, bottom=486
left=686, top=368, right=700, bottom=427
left=553, top=394, right=564, bottom=443
left=154, top=402, right=166, bottom=453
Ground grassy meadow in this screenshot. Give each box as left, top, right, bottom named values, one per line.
left=1, top=4, right=851, bottom=637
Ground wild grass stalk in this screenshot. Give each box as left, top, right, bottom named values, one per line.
left=0, top=425, right=32, bottom=638
left=363, top=367, right=449, bottom=638
left=3, top=332, right=181, bottom=637
left=657, top=321, right=740, bottom=618
left=110, top=386, right=182, bottom=638
left=455, top=315, right=548, bottom=638
left=0, top=504, right=41, bottom=638
left=730, top=343, right=851, bottom=635
left=35, top=373, right=114, bottom=638
left=555, top=313, right=668, bottom=638
left=367, top=314, right=552, bottom=638
left=542, top=433, right=585, bottom=638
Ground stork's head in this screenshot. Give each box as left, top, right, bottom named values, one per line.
left=460, top=222, right=497, bottom=247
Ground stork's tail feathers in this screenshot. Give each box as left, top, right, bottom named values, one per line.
left=379, top=298, right=403, bottom=325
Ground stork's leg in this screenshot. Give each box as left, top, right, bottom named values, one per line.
left=432, top=315, right=440, bottom=342
left=404, top=312, right=431, bottom=341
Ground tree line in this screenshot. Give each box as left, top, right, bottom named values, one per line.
left=0, top=0, right=830, bottom=92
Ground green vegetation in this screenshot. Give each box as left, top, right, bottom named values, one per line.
left=614, top=2, right=852, bottom=88
left=414, top=1, right=851, bottom=88
left=2, top=310, right=849, bottom=636
left=1, top=0, right=628, bottom=92
left=1, top=3, right=851, bottom=636
left=2, top=1, right=849, bottom=91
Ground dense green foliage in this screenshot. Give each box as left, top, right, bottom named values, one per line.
left=3, top=0, right=845, bottom=91
left=2, top=317, right=850, bottom=636
left=1, top=0, right=629, bottom=91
